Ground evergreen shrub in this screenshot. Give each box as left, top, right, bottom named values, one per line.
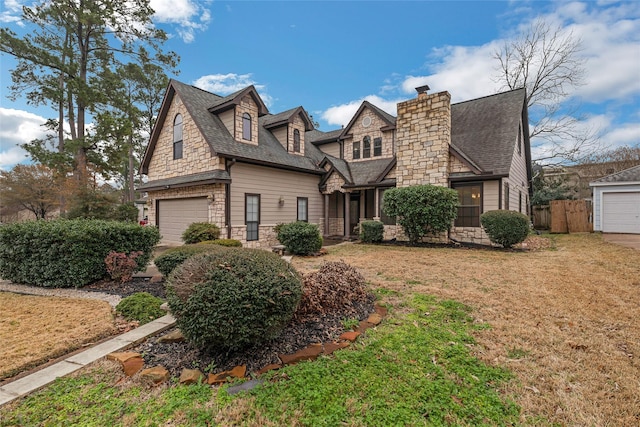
left=181, top=222, right=220, bottom=244
left=196, top=239, right=243, bottom=247
left=0, top=219, right=159, bottom=287
left=277, top=221, right=322, bottom=255
left=166, top=248, right=302, bottom=351
left=116, top=292, right=164, bottom=325
left=154, top=244, right=227, bottom=277
left=359, top=220, right=384, bottom=243
left=480, top=210, right=530, bottom=248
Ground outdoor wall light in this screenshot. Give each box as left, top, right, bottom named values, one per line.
left=279, top=196, right=285, bottom=206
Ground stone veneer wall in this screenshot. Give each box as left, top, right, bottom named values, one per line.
left=342, top=107, right=395, bottom=162
left=288, top=115, right=307, bottom=156
left=395, top=91, right=451, bottom=188
left=450, top=226, right=494, bottom=246
left=322, top=172, right=346, bottom=195
left=147, top=95, right=224, bottom=181
left=449, top=154, right=473, bottom=174
left=234, top=95, right=259, bottom=145
left=147, top=184, right=226, bottom=230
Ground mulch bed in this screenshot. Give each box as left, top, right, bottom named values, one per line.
left=84, top=277, right=375, bottom=378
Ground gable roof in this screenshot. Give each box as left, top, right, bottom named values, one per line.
left=263, top=106, right=314, bottom=131
left=140, top=79, right=324, bottom=175
left=307, top=128, right=342, bottom=145
left=340, top=100, right=396, bottom=139
left=590, top=164, right=640, bottom=186
left=451, top=88, right=528, bottom=177
left=208, top=85, right=269, bottom=116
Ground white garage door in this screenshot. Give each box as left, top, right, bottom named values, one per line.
left=602, top=192, right=640, bottom=234
left=157, top=198, right=208, bottom=243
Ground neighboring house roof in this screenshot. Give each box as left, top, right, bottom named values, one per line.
left=451, top=88, right=528, bottom=177
left=590, top=164, right=640, bottom=186
left=141, top=80, right=325, bottom=175
left=138, top=170, right=231, bottom=191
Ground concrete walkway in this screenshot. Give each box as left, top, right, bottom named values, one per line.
left=602, top=233, right=640, bottom=250
left=0, top=314, right=175, bottom=407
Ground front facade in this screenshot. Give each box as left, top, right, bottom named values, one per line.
left=590, top=165, right=640, bottom=234
left=139, top=80, right=532, bottom=246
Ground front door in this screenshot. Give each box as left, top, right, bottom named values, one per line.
left=349, top=193, right=360, bottom=236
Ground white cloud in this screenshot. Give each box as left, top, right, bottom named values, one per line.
left=150, top=0, right=212, bottom=43
left=0, top=108, right=48, bottom=170
left=192, top=73, right=274, bottom=107
left=1, top=0, right=24, bottom=25
left=322, top=95, right=401, bottom=128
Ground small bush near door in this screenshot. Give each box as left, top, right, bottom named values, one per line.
left=480, top=210, right=530, bottom=248
left=359, top=220, right=384, bottom=243
left=277, top=221, right=323, bottom=255
left=181, top=222, right=220, bottom=244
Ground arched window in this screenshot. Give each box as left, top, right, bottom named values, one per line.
left=363, top=136, right=371, bottom=158
left=293, top=129, right=301, bottom=153
left=242, top=113, right=252, bottom=140
left=173, top=114, right=183, bottom=160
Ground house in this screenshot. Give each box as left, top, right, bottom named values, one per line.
left=138, top=80, right=532, bottom=246
left=590, top=165, right=640, bottom=234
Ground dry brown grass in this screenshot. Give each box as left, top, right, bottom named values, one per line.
left=293, top=233, right=640, bottom=426
left=0, top=293, right=116, bottom=380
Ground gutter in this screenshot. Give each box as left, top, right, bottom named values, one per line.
left=225, top=158, right=236, bottom=239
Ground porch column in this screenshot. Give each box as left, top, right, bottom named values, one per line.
left=374, top=188, right=380, bottom=220
left=359, top=190, right=365, bottom=221
left=344, top=192, right=351, bottom=237
left=324, top=194, right=330, bottom=236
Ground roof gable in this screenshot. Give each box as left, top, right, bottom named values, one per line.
left=208, top=85, right=269, bottom=116
left=263, top=106, right=314, bottom=131
left=340, top=101, right=396, bottom=139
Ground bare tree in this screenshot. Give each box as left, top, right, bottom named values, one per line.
left=495, top=19, right=600, bottom=165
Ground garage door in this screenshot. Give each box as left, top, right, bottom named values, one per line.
left=602, top=192, right=640, bottom=234
left=157, top=198, right=208, bottom=243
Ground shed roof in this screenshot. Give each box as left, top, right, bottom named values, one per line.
left=590, top=164, right=640, bottom=185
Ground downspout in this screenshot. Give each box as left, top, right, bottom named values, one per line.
left=225, top=158, right=236, bottom=239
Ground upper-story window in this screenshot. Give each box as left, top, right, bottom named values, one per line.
left=293, top=129, right=301, bottom=153
left=242, top=113, right=252, bottom=141
left=373, top=137, right=382, bottom=157
left=353, top=141, right=360, bottom=159
left=173, top=114, right=183, bottom=160
left=363, top=136, right=371, bottom=158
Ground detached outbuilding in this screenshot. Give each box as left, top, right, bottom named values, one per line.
left=590, top=165, right=640, bottom=234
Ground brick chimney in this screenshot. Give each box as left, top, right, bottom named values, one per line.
left=395, top=86, right=451, bottom=187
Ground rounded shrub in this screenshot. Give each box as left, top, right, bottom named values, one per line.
left=181, top=222, right=220, bottom=244
left=116, top=292, right=165, bottom=325
left=166, top=248, right=302, bottom=351
left=359, top=220, right=384, bottom=243
left=480, top=210, right=530, bottom=248
left=196, top=239, right=243, bottom=247
left=277, top=221, right=322, bottom=255
left=154, top=244, right=227, bottom=277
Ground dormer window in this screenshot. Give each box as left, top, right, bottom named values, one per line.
left=293, top=129, right=301, bottom=153
left=242, top=113, right=252, bottom=140
left=363, top=136, right=371, bottom=158
left=173, top=114, right=183, bottom=160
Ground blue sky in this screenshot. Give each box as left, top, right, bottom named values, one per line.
left=1, top=0, right=639, bottom=170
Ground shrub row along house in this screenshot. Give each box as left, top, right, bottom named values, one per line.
left=139, top=80, right=532, bottom=246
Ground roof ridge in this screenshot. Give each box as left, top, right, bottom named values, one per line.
left=452, top=87, right=525, bottom=106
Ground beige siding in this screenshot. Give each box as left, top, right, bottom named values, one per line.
left=318, top=142, right=340, bottom=158
left=219, top=109, right=234, bottom=136
left=229, top=162, right=323, bottom=226
left=272, top=127, right=288, bottom=151
left=343, top=107, right=395, bottom=162
left=483, top=180, right=500, bottom=212
left=505, top=121, right=529, bottom=212
left=147, top=94, right=223, bottom=181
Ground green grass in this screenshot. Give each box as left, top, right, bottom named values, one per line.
left=0, top=294, right=521, bottom=426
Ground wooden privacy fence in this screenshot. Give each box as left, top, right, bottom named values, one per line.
left=533, top=205, right=551, bottom=229
left=550, top=200, right=593, bottom=233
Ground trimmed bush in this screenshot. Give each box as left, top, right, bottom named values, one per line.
left=116, top=292, right=165, bottom=325
left=166, top=248, right=302, bottom=351
left=382, top=185, right=458, bottom=245
left=295, top=261, right=371, bottom=322
left=0, top=219, right=159, bottom=288
left=480, top=210, right=530, bottom=248
left=277, top=221, right=322, bottom=255
left=359, top=220, right=384, bottom=243
left=196, top=239, right=243, bottom=247
left=154, top=244, right=227, bottom=277
left=105, top=251, right=142, bottom=283
left=182, top=222, right=220, bottom=244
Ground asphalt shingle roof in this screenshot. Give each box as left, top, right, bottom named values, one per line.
left=591, top=164, right=640, bottom=184
left=138, top=170, right=230, bottom=191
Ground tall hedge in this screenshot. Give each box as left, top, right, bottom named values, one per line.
left=0, top=219, right=160, bottom=288
left=382, top=185, right=458, bottom=245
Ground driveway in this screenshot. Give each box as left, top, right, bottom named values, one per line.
left=602, top=233, right=640, bottom=250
